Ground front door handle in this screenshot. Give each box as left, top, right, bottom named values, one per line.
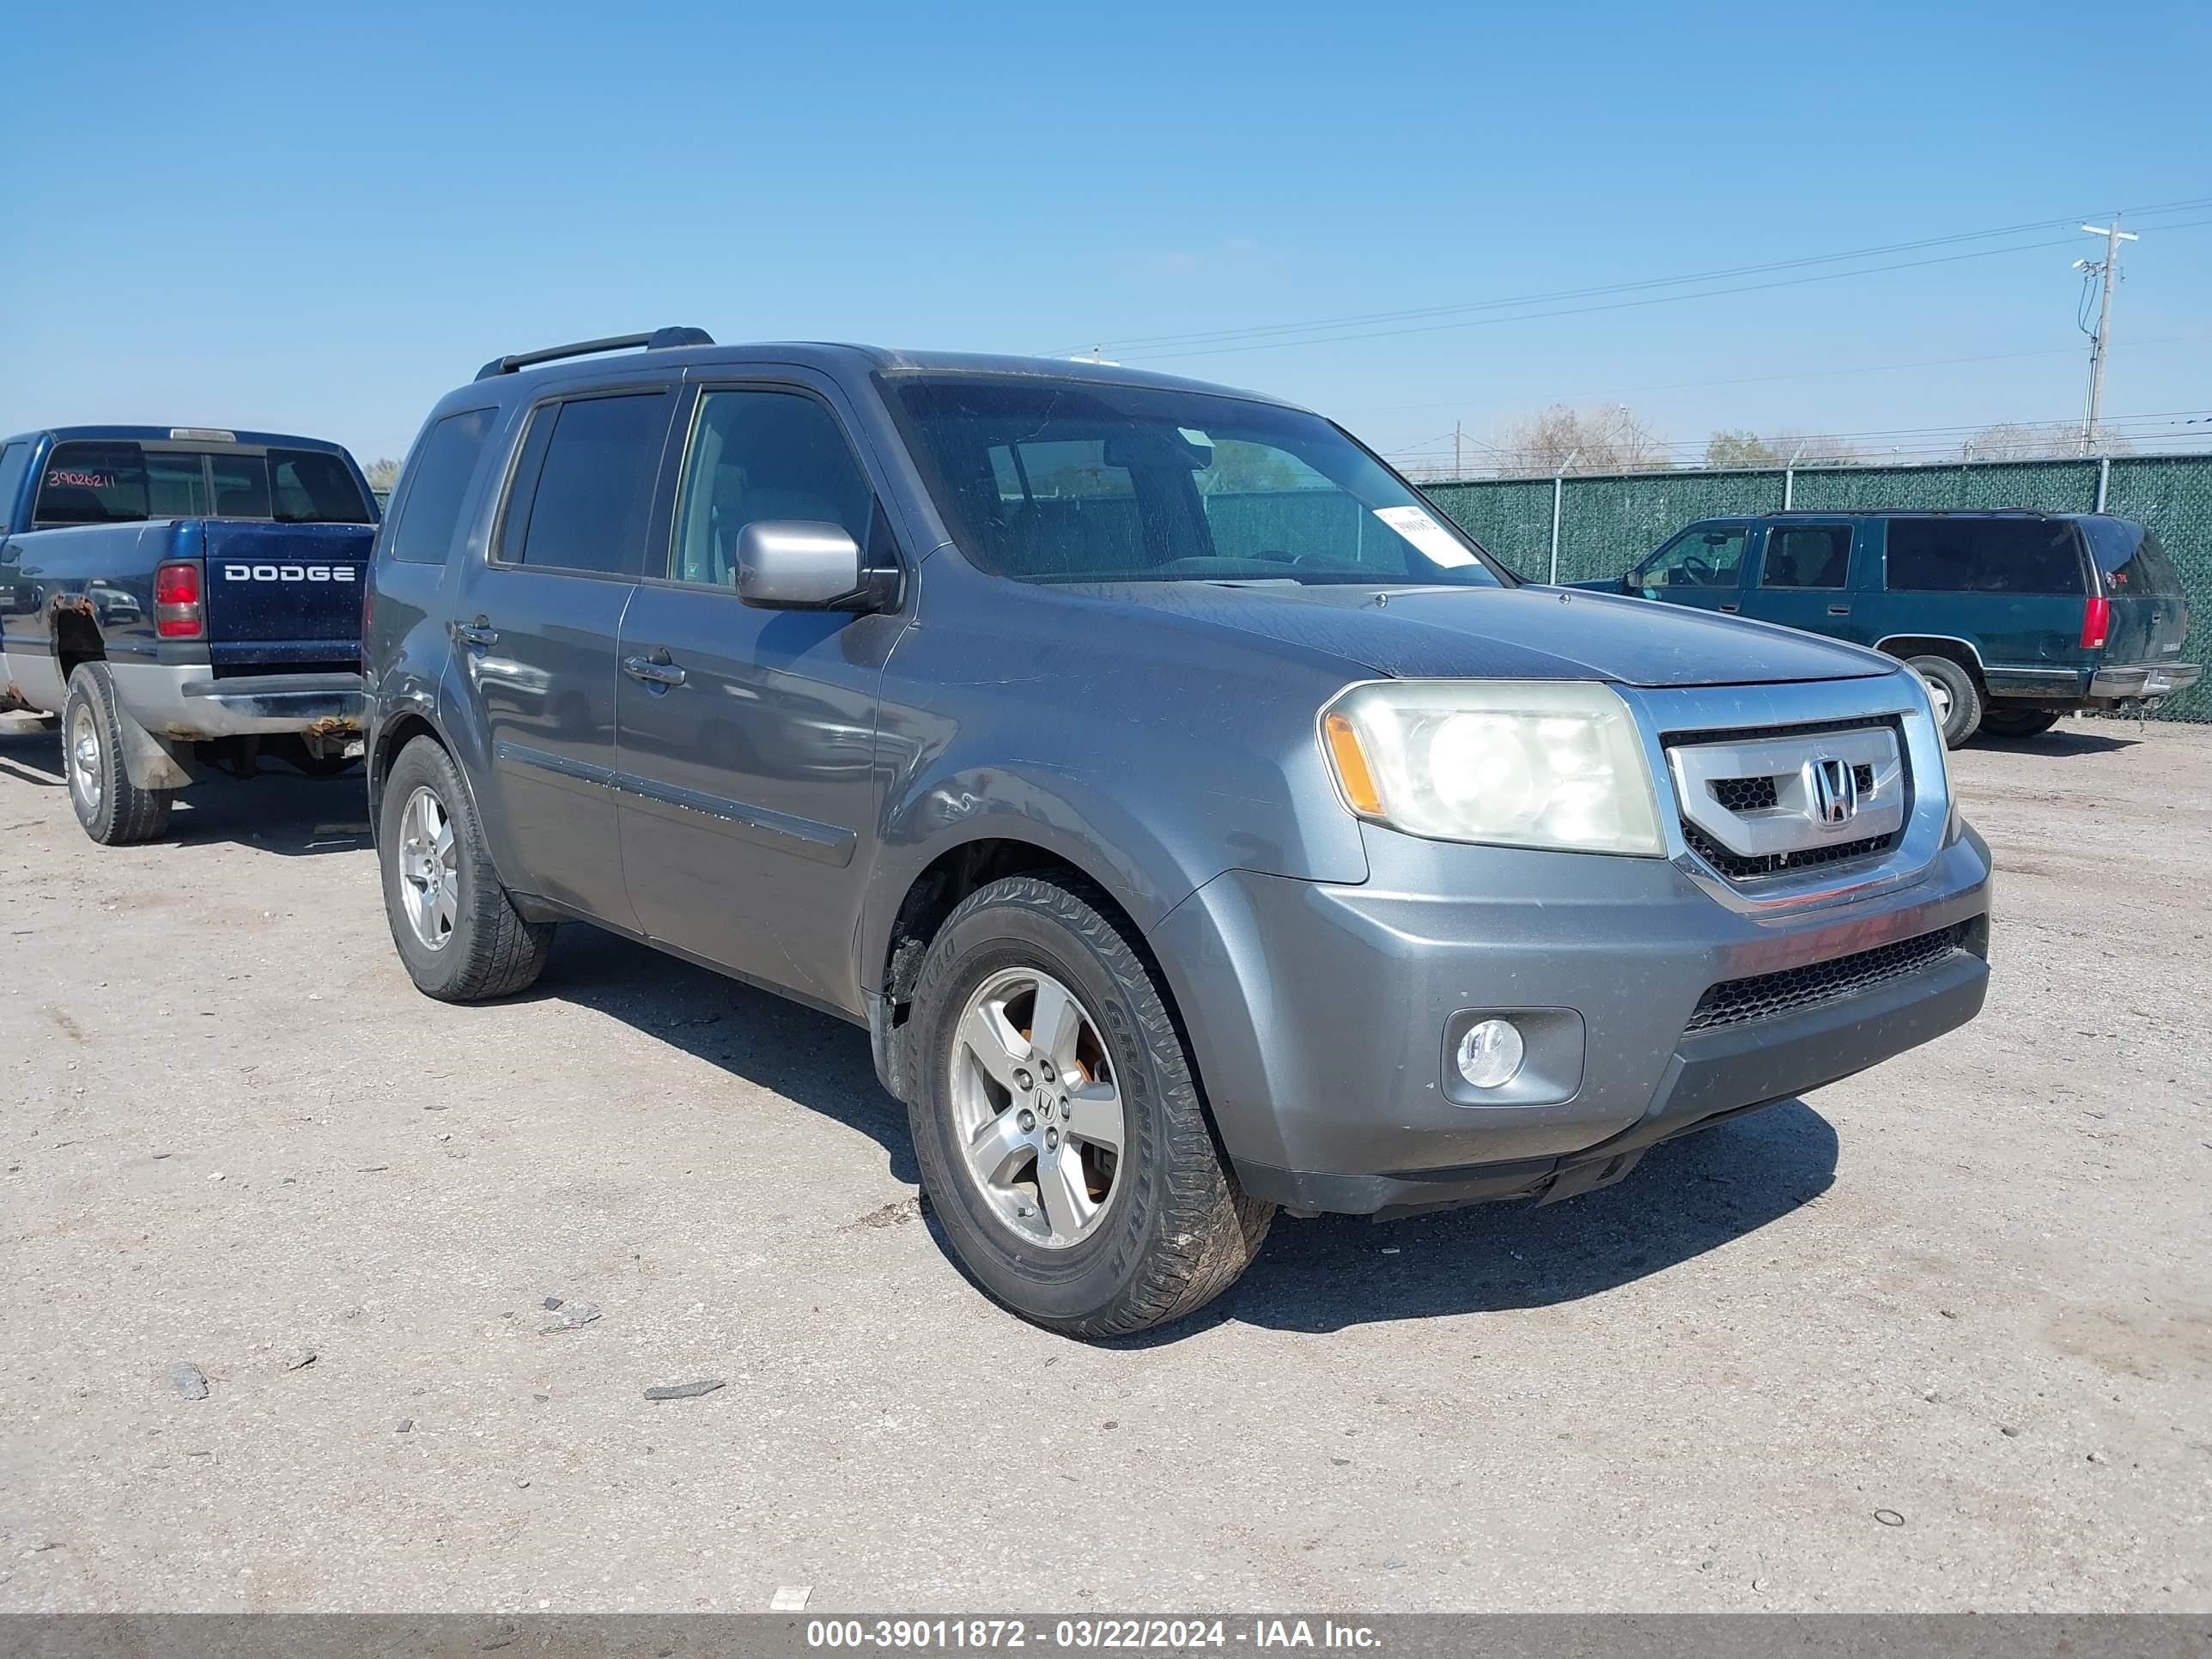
left=454, top=619, right=498, bottom=648
left=623, top=653, right=688, bottom=689
left=1718, top=602, right=1740, bottom=613
left=1827, top=604, right=1852, bottom=616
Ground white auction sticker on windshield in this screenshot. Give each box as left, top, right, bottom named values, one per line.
left=1372, top=505, right=1476, bottom=567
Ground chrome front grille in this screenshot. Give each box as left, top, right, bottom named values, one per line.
left=1666, top=720, right=1905, bottom=884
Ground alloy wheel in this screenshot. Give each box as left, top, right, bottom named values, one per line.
left=397, top=786, right=459, bottom=951
left=949, top=967, right=1127, bottom=1248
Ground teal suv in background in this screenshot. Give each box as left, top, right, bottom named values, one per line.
left=1589, top=510, right=2197, bottom=745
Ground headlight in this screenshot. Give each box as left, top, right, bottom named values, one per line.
left=1903, top=668, right=1960, bottom=842
left=1321, top=680, right=1663, bottom=855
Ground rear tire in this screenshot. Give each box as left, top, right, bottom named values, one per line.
left=63, top=663, right=173, bottom=846
left=377, top=736, right=554, bottom=1001
left=1905, top=653, right=1982, bottom=748
left=906, top=874, right=1273, bottom=1339
left=1977, top=708, right=2061, bottom=741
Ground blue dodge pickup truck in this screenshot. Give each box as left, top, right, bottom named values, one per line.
left=0, top=426, right=378, bottom=843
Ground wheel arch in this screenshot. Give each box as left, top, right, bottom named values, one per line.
left=52, top=605, right=106, bottom=684
left=865, top=830, right=1199, bottom=1112
left=1875, top=633, right=1987, bottom=685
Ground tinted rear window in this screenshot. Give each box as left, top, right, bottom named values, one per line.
left=505, top=392, right=669, bottom=576
left=32, top=440, right=372, bottom=527
left=2081, top=517, right=2184, bottom=598
left=1884, top=519, right=2085, bottom=595
left=385, top=409, right=495, bottom=565
left=36, top=441, right=149, bottom=524
left=272, top=449, right=374, bottom=523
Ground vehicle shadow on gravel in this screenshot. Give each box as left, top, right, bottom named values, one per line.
left=532, top=926, right=920, bottom=1185
left=167, top=769, right=373, bottom=856
left=0, top=717, right=65, bottom=789
left=1194, top=1101, right=1839, bottom=1338
left=506, top=921, right=1838, bottom=1328
left=1971, top=726, right=2136, bottom=755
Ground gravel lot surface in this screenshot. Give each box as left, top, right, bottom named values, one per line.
left=2, top=714, right=2206, bottom=1613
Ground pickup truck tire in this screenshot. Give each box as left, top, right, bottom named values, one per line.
left=64, top=663, right=173, bottom=846
left=906, top=874, right=1273, bottom=1338
left=1977, top=708, right=2061, bottom=741
left=378, top=736, right=554, bottom=1001
left=1905, top=654, right=1982, bottom=748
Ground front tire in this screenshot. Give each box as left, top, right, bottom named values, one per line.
left=64, top=663, right=173, bottom=846
left=377, top=736, right=554, bottom=1001
left=1905, top=653, right=1983, bottom=748
left=906, top=874, right=1273, bottom=1339
left=1977, top=707, right=2061, bottom=741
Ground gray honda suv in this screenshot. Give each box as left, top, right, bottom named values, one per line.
left=364, top=330, right=1992, bottom=1337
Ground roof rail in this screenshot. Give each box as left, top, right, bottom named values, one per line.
left=474, top=326, right=715, bottom=382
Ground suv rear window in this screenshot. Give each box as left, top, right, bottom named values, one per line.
left=2081, top=517, right=2184, bottom=598
left=33, top=440, right=374, bottom=527
left=384, top=409, right=495, bottom=564
left=1884, top=518, right=2085, bottom=595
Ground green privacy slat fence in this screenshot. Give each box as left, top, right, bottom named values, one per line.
left=1420, top=454, right=2211, bottom=722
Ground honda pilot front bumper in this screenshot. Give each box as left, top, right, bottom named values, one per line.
left=1150, top=672, right=1993, bottom=1218
left=1154, top=826, right=1990, bottom=1216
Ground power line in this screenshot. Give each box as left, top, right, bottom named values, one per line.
left=1044, top=198, right=2212, bottom=364
left=1126, top=220, right=2212, bottom=364
left=1337, top=337, right=2199, bottom=420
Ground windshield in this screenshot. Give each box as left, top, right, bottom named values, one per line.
left=888, top=375, right=1507, bottom=587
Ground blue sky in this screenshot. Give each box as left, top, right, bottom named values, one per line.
left=6, top=0, right=2209, bottom=471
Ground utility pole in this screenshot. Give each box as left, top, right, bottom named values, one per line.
left=2075, top=218, right=2138, bottom=455
left=1454, top=422, right=1462, bottom=478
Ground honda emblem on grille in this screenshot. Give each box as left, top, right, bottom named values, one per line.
left=1806, top=757, right=1857, bottom=826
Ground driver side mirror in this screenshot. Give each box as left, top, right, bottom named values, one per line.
left=735, top=520, right=870, bottom=611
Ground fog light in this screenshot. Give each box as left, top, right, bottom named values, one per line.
left=1455, top=1018, right=1526, bottom=1091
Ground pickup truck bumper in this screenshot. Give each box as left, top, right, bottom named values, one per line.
left=111, top=663, right=368, bottom=741
left=1152, top=823, right=1992, bottom=1218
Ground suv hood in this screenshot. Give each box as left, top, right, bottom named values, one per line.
left=1082, top=581, right=1895, bottom=687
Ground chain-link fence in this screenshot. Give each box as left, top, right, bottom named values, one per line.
left=1423, top=454, right=2210, bottom=721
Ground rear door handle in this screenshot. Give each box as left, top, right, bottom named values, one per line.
left=623, top=653, right=688, bottom=689
left=1718, top=602, right=1740, bottom=613
left=1827, top=604, right=1851, bottom=616
left=454, top=620, right=498, bottom=647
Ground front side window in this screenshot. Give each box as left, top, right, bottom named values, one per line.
left=385, top=408, right=495, bottom=565
left=1759, top=524, right=1851, bottom=589
left=1887, top=519, right=2085, bottom=594
left=890, top=376, right=1505, bottom=586
left=504, top=392, right=670, bottom=576
left=670, top=390, right=874, bottom=586
left=1639, top=525, right=1747, bottom=590
left=36, top=441, right=149, bottom=524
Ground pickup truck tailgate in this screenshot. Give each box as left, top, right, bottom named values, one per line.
left=200, top=521, right=373, bottom=669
